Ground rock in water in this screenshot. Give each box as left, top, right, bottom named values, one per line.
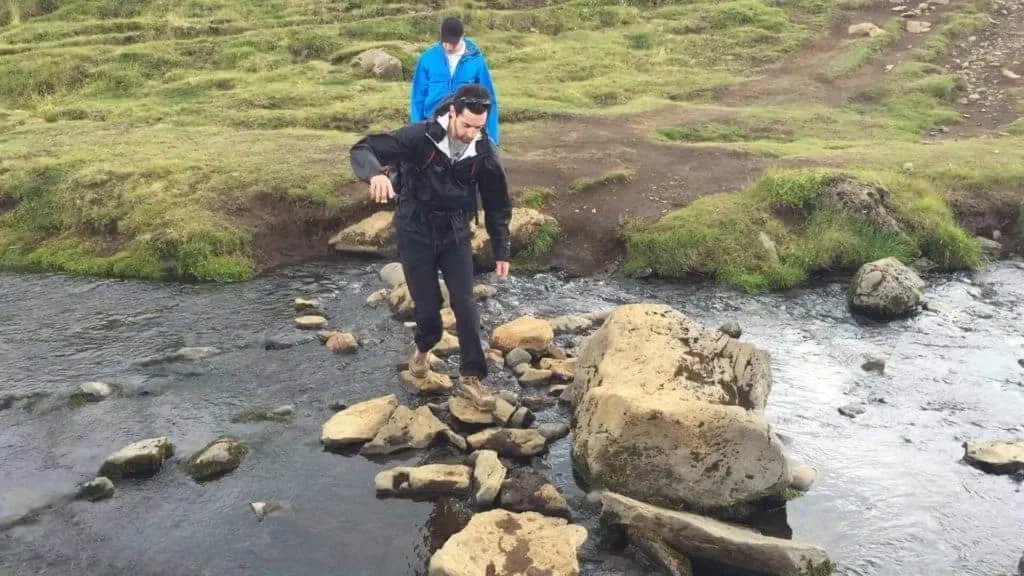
left=75, top=381, right=113, bottom=403
left=294, top=298, right=321, bottom=313
left=847, top=257, right=924, bottom=318
left=537, top=422, right=570, bottom=442
left=601, top=492, right=833, bottom=576
left=862, top=356, right=886, bottom=374
left=788, top=465, right=818, bottom=492
left=472, top=284, right=496, bottom=300
left=467, top=428, right=548, bottom=458
left=491, top=316, right=555, bottom=353
left=548, top=315, right=593, bottom=335
left=472, top=449, right=506, bottom=507
left=186, top=436, right=247, bottom=481
left=295, top=315, right=328, bottom=330
left=77, top=477, right=115, bottom=502
left=499, top=468, right=571, bottom=519
left=977, top=237, right=1002, bottom=260
left=505, top=347, right=533, bottom=369
left=324, top=331, right=358, bottom=353
left=567, top=304, right=788, bottom=516
left=449, top=396, right=496, bottom=425
left=379, top=261, right=405, bottom=288
left=365, top=288, right=389, bottom=307
left=375, top=464, right=472, bottom=498
left=518, top=367, right=553, bottom=387
left=361, top=406, right=447, bottom=456
left=539, top=357, right=576, bottom=381
left=427, top=509, right=587, bottom=576
left=98, top=437, right=175, bottom=480
left=718, top=321, right=743, bottom=339
left=962, top=440, right=1024, bottom=475
left=627, top=526, right=694, bottom=576
left=320, top=394, right=398, bottom=449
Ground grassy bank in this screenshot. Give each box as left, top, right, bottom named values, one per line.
left=0, top=0, right=841, bottom=280
left=628, top=0, right=1024, bottom=292
left=623, top=169, right=991, bottom=293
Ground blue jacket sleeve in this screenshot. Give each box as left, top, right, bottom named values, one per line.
left=476, top=59, right=500, bottom=147
left=410, top=54, right=429, bottom=123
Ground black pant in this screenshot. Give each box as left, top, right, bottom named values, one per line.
left=395, top=200, right=487, bottom=379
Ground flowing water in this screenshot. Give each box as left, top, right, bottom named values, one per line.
left=1, top=259, right=1022, bottom=576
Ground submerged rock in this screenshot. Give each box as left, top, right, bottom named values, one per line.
left=472, top=284, right=496, bottom=300
left=467, top=428, right=548, bottom=458
left=491, top=316, right=555, bottom=353
left=499, top=468, right=571, bottom=519
left=186, top=436, right=247, bottom=481
left=549, top=315, right=594, bottom=335
left=249, top=500, right=287, bottom=522
left=788, top=465, right=818, bottom=492
left=847, top=257, right=924, bottom=319
left=601, top=492, right=833, bottom=576
left=98, top=437, right=175, bottom=480
left=839, top=404, right=866, bottom=418
left=76, top=477, right=115, bottom=502
left=72, top=381, right=114, bottom=404
left=427, top=509, right=587, bottom=576
left=472, top=449, right=507, bottom=507
left=962, top=440, right=1024, bottom=475
left=375, top=464, right=472, bottom=499
left=862, top=356, right=886, bottom=374
left=718, top=321, right=742, bottom=339
left=320, top=394, right=398, bottom=449
left=568, top=304, right=788, bottom=515
left=361, top=406, right=447, bottom=456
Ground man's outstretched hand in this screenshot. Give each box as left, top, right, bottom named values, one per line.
left=370, top=174, right=394, bottom=203
left=495, top=261, right=510, bottom=280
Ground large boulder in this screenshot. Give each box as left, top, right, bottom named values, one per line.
left=847, top=257, right=924, bottom=318
left=568, top=304, right=789, bottom=516
left=427, top=509, right=587, bottom=576
left=601, top=492, right=833, bottom=576
left=328, top=211, right=396, bottom=256
left=352, top=48, right=403, bottom=80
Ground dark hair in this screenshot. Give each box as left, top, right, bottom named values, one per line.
left=450, top=83, right=491, bottom=115
left=440, top=17, right=464, bottom=44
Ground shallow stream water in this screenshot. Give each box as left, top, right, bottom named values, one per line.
left=1, top=260, right=1022, bottom=576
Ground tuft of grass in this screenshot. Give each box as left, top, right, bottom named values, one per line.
left=914, top=0, right=994, bottom=63
left=514, top=220, right=561, bottom=270
left=569, top=169, right=635, bottom=193
left=519, top=187, right=554, bottom=210
left=623, top=169, right=983, bottom=293
left=820, top=18, right=902, bottom=80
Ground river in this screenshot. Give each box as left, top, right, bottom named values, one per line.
left=1, top=259, right=1022, bottom=576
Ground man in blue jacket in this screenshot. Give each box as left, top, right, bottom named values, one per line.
left=410, top=16, right=501, bottom=147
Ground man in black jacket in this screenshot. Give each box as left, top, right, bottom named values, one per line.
left=349, top=83, right=511, bottom=410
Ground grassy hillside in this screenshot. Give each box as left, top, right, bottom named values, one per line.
left=0, top=0, right=838, bottom=280
left=0, top=0, right=1021, bottom=287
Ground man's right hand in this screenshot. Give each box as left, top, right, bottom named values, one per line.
left=370, top=174, right=395, bottom=203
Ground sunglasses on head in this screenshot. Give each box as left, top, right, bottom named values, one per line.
left=456, top=96, right=491, bottom=114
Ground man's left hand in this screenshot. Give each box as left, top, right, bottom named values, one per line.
left=495, top=261, right=510, bottom=280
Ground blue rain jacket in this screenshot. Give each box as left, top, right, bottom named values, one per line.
left=410, top=38, right=500, bottom=146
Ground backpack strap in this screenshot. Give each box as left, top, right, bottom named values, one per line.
left=422, top=148, right=436, bottom=170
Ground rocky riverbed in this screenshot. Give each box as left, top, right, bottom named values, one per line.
left=1, top=258, right=1023, bottom=575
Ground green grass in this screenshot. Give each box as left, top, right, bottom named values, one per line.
left=622, top=169, right=985, bottom=293
left=569, top=169, right=635, bottom=193
left=519, top=187, right=554, bottom=210
left=0, top=0, right=840, bottom=280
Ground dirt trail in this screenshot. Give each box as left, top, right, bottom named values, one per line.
left=301, top=0, right=1021, bottom=277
